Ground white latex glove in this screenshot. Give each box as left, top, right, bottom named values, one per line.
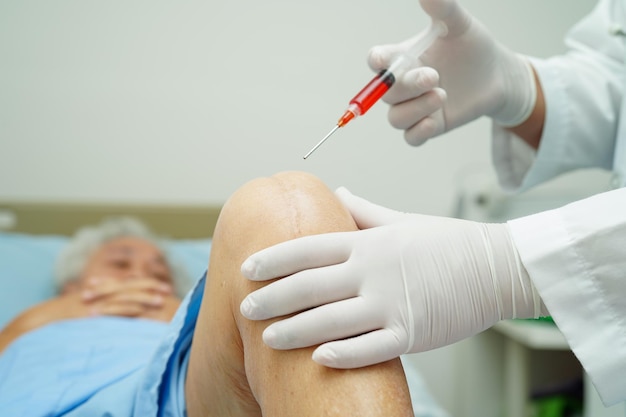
left=369, top=0, right=536, bottom=145
left=240, top=188, right=545, bottom=369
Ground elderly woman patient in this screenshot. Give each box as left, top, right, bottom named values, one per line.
left=0, top=171, right=424, bottom=417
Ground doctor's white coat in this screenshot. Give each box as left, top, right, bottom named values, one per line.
left=493, top=0, right=626, bottom=406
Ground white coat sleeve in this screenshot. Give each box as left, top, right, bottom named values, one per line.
left=492, top=0, right=625, bottom=191
left=508, top=187, right=626, bottom=406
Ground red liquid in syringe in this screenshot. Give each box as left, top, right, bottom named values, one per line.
left=303, top=69, right=396, bottom=159
left=337, top=69, right=396, bottom=127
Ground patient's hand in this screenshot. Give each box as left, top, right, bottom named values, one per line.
left=80, top=277, right=181, bottom=322
left=0, top=277, right=181, bottom=354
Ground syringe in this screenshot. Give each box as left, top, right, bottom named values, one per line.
left=303, top=20, right=447, bottom=159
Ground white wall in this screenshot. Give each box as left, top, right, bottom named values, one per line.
left=0, top=1, right=600, bottom=416
left=0, top=0, right=598, bottom=215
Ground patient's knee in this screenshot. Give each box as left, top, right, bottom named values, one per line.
left=219, top=171, right=355, bottom=241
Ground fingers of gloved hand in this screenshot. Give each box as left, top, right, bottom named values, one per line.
left=387, top=90, right=447, bottom=146
left=241, top=232, right=353, bottom=281
left=261, top=297, right=383, bottom=350
left=387, top=87, right=446, bottom=130
left=335, top=187, right=408, bottom=229
left=311, top=328, right=406, bottom=369
left=380, top=67, right=440, bottom=106
left=240, top=262, right=360, bottom=320
left=402, top=111, right=446, bottom=146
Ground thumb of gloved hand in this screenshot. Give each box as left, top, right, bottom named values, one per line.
left=335, top=186, right=409, bottom=228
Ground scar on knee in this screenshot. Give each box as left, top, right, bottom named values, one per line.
left=218, top=171, right=355, bottom=249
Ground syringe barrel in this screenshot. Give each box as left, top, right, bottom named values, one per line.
left=338, top=20, right=446, bottom=128
left=348, top=69, right=396, bottom=116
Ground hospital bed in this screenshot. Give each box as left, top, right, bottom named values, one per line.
left=0, top=199, right=450, bottom=417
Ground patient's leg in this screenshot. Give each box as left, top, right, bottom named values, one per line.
left=185, top=171, right=414, bottom=417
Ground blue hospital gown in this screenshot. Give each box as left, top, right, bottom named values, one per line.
left=0, top=274, right=205, bottom=417
left=0, top=273, right=449, bottom=417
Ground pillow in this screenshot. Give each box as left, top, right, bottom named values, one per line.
left=0, top=231, right=211, bottom=328
left=166, top=238, right=213, bottom=283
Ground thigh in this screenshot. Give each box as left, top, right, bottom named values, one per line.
left=186, top=171, right=414, bottom=417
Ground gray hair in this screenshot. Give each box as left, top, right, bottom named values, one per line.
left=54, top=216, right=193, bottom=297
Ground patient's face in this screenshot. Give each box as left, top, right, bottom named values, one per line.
left=79, top=237, right=172, bottom=285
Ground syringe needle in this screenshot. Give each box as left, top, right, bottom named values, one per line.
left=303, top=125, right=340, bottom=159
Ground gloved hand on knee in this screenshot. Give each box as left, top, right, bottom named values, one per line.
left=240, top=187, right=545, bottom=369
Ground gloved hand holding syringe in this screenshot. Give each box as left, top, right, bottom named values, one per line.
left=303, top=19, right=448, bottom=159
